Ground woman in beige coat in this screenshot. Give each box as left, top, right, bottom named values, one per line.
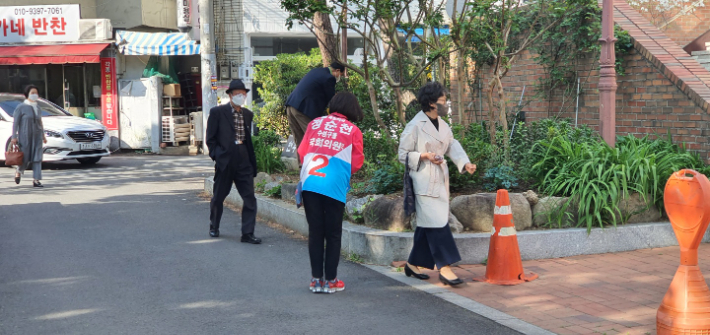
left=398, top=82, right=476, bottom=286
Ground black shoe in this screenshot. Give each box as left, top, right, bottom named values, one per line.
left=404, top=264, right=430, bottom=280
left=15, top=174, right=20, bottom=184
left=241, top=233, right=262, bottom=244
left=209, top=229, right=219, bottom=238
left=439, top=273, right=464, bottom=286
left=33, top=181, right=43, bottom=188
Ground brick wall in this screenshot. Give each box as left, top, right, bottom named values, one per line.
left=450, top=1, right=710, bottom=162
left=635, top=0, right=710, bottom=47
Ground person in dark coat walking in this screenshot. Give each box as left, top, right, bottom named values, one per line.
left=206, top=79, right=261, bottom=244
left=10, top=85, right=46, bottom=187
left=285, top=62, right=345, bottom=152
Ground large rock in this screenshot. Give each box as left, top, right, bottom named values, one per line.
left=449, top=212, right=464, bottom=233
left=363, top=196, right=412, bottom=232
left=281, top=183, right=297, bottom=203
left=254, top=172, right=273, bottom=186
left=451, top=193, right=532, bottom=232
left=263, top=182, right=280, bottom=193
left=618, top=193, right=662, bottom=224
left=522, top=190, right=539, bottom=206
left=533, top=197, right=576, bottom=227
left=345, top=195, right=383, bottom=223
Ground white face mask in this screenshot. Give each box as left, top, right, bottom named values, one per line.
left=231, top=93, right=246, bottom=106
left=336, top=75, right=342, bottom=83
left=28, top=93, right=39, bottom=101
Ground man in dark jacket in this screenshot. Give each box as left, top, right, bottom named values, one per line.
left=285, top=62, right=345, bottom=150
left=206, top=79, right=261, bottom=244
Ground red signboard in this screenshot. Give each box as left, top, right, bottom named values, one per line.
left=100, top=57, right=117, bottom=131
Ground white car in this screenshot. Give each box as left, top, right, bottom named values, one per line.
left=0, top=93, right=110, bottom=165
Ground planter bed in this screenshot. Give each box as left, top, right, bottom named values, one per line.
left=204, top=177, right=710, bottom=265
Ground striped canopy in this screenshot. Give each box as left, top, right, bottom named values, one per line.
left=116, top=31, right=201, bottom=56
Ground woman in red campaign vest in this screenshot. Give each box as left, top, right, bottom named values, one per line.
left=297, top=92, right=364, bottom=294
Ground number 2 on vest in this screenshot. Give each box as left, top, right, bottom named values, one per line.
left=308, top=155, right=329, bottom=177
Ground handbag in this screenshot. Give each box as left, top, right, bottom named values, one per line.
left=403, top=155, right=416, bottom=217
left=4, top=142, right=23, bottom=167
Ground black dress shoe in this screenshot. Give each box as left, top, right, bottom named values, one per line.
left=404, top=263, right=430, bottom=280
left=33, top=181, right=43, bottom=188
left=209, top=229, right=219, bottom=238
left=241, top=233, right=262, bottom=244
left=15, top=174, right=20, bottom=184
left=439, top=273, right=464, bottom=286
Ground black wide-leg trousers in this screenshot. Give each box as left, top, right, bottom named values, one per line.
left=302, top=191, right=345, bottom=280
left=210, top=145, right=257, bottom=235
left=407, top=224, right=462, bottom=270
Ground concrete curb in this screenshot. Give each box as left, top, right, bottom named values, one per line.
left=205, top=177, right=707, bottom=265
left=363, top=264, right=556, bottom=335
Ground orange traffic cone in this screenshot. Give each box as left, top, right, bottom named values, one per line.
left=657, top=169, right=710, bottom=334
left=473, top=189, right=537, bottom=285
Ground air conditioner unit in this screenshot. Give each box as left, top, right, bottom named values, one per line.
left=79, top=19, right=113, bottom=41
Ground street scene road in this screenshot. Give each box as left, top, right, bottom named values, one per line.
left=0, top=155, right=518, bottom=335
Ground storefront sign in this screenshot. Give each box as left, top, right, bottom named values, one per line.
left=101, top=57, right=118, bottom=131
left=0, top=5, right=80, bottom=43
left=177, top=0, right=191, bottom=31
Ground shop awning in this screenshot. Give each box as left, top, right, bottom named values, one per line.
left=0, top=43, right=109, bottom=65
left=116, top=31, right=201, bottom=56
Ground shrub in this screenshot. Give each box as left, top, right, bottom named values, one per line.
left=510, top=118, right=597, bottom=182
left=252, top=130, right=284, bottom=174
left=252, top=49, right=322, bottom=138
left=365, top=161, right=405, bottom=195
left=530, top=133, right=708, bottom=231
left=264, top=184, right=282, bottom=198
left=483, top=164, right=519, bottom=191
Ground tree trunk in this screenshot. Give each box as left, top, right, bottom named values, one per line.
left=486, top=77, right=497, bottom=147
left=314, top=11, right=338, bottom=66
left=393, top=87, right=406, bottom=126
left=365, top=66, right=388, bottom=133
left=496, top=75, right=510, bottom=161
left=455, top=48, right=466, bottom=127
left=378, top=18, right=397, bottom=80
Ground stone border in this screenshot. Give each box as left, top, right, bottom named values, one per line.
left=205, top=177, right=709, bottom=265
left=364, top=264, right=556, bottom=335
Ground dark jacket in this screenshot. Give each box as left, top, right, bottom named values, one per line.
left=285, top=67, right=336, bottom=120
left=206, top=103, right=257, bottom=175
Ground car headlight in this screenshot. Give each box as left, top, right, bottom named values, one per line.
left=44, top=130, right=64, bottom=138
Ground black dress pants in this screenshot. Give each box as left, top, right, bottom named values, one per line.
left=302, top=191, right=345, bottom=280
left=210, top=145, right=257, bottom=235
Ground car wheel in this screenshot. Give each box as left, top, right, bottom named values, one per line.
left=77, top=157, right=101, bottom=165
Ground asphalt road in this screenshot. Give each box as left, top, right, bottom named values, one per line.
left=0, top=154, right=519, bottom=335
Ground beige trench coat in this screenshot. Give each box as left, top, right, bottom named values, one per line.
left=398, top=111, right=470, bottom=228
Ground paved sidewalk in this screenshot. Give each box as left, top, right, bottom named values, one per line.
left=395, top=244, right=710, bottom=335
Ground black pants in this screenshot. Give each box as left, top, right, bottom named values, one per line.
left=408, top=224, right=461, bottom=270
left=210, top=145, right=257, bottom=235
left=303, top=191, right=345, bottom=280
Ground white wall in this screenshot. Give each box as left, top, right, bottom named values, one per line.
left=118, top=55, right=152, bottom=81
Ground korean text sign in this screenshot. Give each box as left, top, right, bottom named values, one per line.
left=101, top=58, right=118, bottom=131
left=0, top=5, right=80, bottom=43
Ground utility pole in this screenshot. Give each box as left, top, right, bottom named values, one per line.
left=599, top=0, right=617, bottom=147
left=199, top=0, right=217, bottom=154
